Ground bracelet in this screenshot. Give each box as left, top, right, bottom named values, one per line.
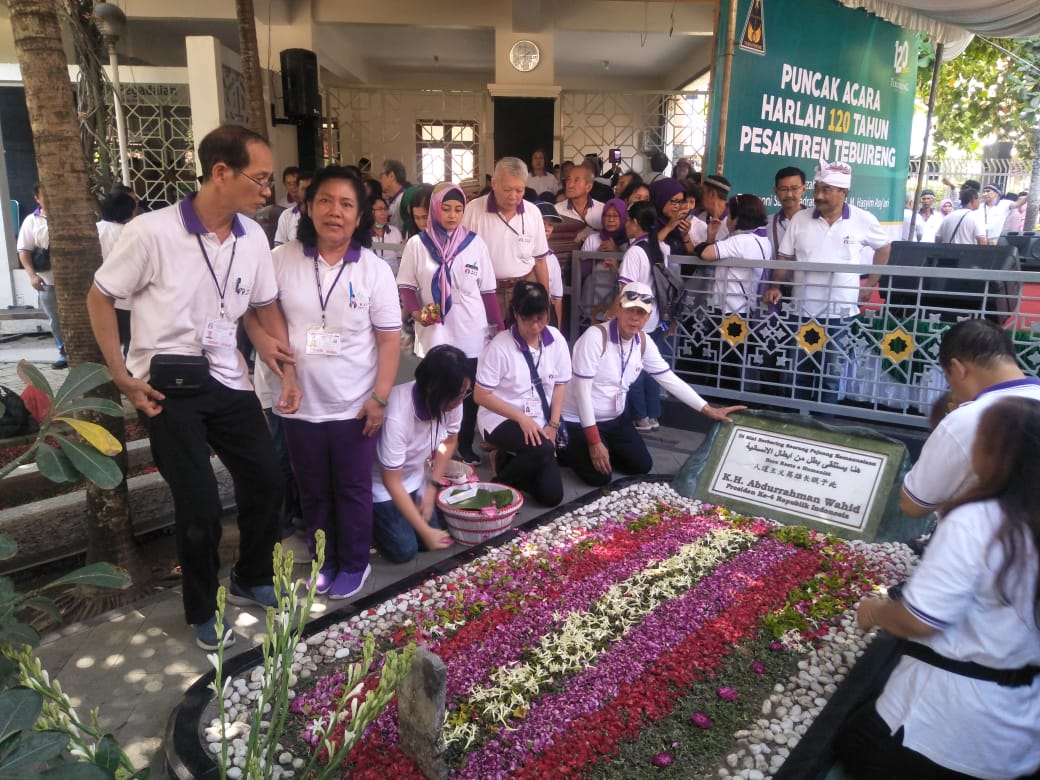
left=547, top=420, right=560, bottom=429
left=584, top=425, right=602, bottom=446
left=370, top=391, right=388, bottom=407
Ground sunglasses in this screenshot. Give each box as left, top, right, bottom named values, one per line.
left=622, top=290, right=654, bottom=305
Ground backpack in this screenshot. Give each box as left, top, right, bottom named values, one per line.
left=580, top=263, right=619, bottom=323
left=642, top=243, right=684, bottom=325
left=0, top=385, right=38, bottom=439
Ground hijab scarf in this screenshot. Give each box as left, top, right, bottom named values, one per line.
left=420, top=183, right=473, bottom=318
left=599, top=198, right=628, bottom=243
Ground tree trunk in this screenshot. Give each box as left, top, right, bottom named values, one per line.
left=236, top=0, right=269, bottom=141
left=1027, top=124, right=1040, bottom=233
left=9, top=0, right=145, bottom=585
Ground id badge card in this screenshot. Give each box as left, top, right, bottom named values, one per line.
left=614, top=392, right=626, bottom=416
left=202, top=318, right=237, bottom=350
left=305, top=326, right=342, bottom=356
left=523, top=394, right=540, bottom=418
left=516, top=233, right=534, bottom=258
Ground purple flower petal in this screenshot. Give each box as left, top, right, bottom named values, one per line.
left=717, top=686, right=739, bottom=702
left=691, top=711, right=713, bottom=729
left=652, top=752, right=675, bottom=768
left=750, top=661, right=767, bottom=675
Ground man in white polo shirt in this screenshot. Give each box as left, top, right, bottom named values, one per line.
left=555, top=165, right=605, bottom=231
left=463, top=157, right=550, bottom=323
left=86, top=125, right=300, bottom=652
left=763, top=158, right=891, bottom=405
left=901, top=318, right=1040, bottom=518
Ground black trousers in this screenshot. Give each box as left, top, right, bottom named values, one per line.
left=484, top=419, right=563, bottom=507
left=459, top=357, right=479, bottom=455
left=562, top=413, right=653, bottom=487
left=835, top=701, right=981, bottom=780
left=146, top=377, right=282, bottom=624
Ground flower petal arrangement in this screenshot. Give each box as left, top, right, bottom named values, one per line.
left=210, top=482, right=915, bottom=779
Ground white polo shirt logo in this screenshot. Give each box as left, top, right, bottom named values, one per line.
left=234, top=277, right=252, bottom=297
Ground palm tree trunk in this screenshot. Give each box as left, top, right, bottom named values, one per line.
left=9, top=0, right=144, bottom=585
left=1027, top=124, right=1040, bottom=232
left=236, top=0, right=269, bottom=141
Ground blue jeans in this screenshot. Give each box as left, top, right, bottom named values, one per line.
left=39, top=283, right=64, bottom=356
left=372, top=490, right=445, bottom=563
left=792, top=316, right=851, bottom=406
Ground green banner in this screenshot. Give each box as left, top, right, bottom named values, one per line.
left=706, top=0, right=918, bottom=224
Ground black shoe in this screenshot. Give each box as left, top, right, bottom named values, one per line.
left=51, top=358, right=68, bottom=370
left=456, top=448, right=481, bottom=466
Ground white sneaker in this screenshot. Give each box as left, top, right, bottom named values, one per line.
left=633, top=417, right=653, bottom=432
left=649, top=418, right=660, bottom=431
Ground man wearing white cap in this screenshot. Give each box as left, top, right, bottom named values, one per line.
left=561, top=281, right=745, bottom=486
left=979, top=184, right=1026, bottom=244
left=763, top=158, right=890, bottom=405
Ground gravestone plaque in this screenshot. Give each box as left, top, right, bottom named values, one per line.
left=674, top=411, right=925, bottom=542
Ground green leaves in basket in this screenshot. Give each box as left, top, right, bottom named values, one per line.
left=447, top=488, right=515, bottom=511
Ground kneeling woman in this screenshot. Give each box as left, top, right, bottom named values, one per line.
left=371, top=345, right=471, bottom=563
left=474, top=282, right=571, bottom=507
left=837, top=397, right=1040, bottom=780
left=562, top=282, right=745, bottom=487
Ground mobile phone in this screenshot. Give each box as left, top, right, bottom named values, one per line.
left=609, top=148, right=622, bottom=163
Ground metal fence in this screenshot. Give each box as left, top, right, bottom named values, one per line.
left=569, top=250, right=1040, bottom=428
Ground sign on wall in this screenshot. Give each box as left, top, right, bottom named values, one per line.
left=706, top=0, right=918, bottom=223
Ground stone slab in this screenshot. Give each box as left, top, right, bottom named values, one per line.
left=673, top=410, right=929, bottom=542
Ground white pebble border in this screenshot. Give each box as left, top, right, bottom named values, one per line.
left=200, top=483, right=917, bottom=779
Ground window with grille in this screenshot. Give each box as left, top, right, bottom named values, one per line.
left=416, top=120, right=478, bottom=185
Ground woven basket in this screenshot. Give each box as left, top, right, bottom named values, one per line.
left=436, top=482, right=523, bottom=545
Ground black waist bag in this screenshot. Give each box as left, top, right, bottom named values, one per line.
left=30, top=247, right=50, bottom=272
left=149, top=354, right=210, bottom=396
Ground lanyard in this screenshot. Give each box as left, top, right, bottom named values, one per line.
left=196, top=234, right=237, bottom=319
left=618, top=336, right=636, bottom=379
left=313, top=255, right=349, bottom=328
left=497, top=210, right=524, bottom=236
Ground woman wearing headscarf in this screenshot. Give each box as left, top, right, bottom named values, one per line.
left=398, top=182, right=503, bottom=466
left=650, top=178, right=707, bottom=256
left=581, top=198, right=629, bottom=254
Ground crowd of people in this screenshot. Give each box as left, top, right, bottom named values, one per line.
left=81, top=126, right=751, bottom=651
left=13, top=121, right=1038, bottom=778
left=902, top=180, right=1030, bottom=246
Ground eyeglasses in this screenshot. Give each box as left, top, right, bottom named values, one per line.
left=238, top=170, right=274, bottom=191
left=622, top=290, right=654, bottom=305
left=667, top=196, right=685, bottom=206
left=776, top=186, right=804, bottom=194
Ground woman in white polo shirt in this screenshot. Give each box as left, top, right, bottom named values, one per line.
left=273, top=166, right=401, bottom=600
left=838, top=396, right=1040, bottom=780
left=398, top=182, right=504, bottom=465
left=474, top=282, right=571, bottom=507
left=370, top=195, right=404, bottom=275
left=372, top=345, right=472, bottom=562
left=562, top=282, right=745, bottom=487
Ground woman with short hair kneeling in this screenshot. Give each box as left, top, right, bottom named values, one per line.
left=561, top=282, right=745, bottom=487
left=474, top=282, right=571, bottom=507
left=371, top=345, right=472, bottom=563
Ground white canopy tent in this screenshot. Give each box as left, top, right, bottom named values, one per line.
left=839, top=0, right=1040, bottom=41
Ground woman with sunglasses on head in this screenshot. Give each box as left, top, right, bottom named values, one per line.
left=837, top=396, right=1040, bottom=780
left=371, top=345, right=473, bottom=563
left=474, top=282, right=571, bottom=507
left=266, top=166, right=401, bottom=600
left=398, top=182, right=503, bottom=466
left=562, top=282, right=745, bottom=487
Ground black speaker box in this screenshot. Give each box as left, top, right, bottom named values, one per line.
left=280, top=49, right=320, bottom=119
